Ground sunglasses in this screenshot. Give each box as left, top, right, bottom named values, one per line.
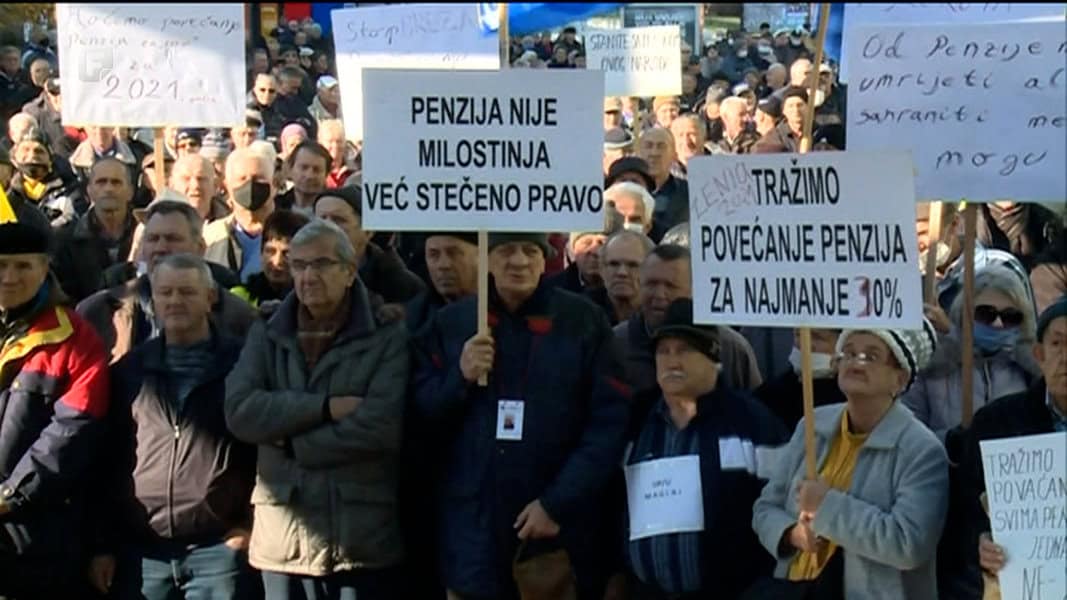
left=974, top=304, right=1025, bottom=327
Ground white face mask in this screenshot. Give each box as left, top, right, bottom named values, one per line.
left=813, top=89, right=826, bottom=108
left=623, top=221, right=646, bottom=233
left=788, top=347, right=836, bottom=378
left=737, top=50, right=748, bottom=58
left=918, top=241, right=952, bottom=275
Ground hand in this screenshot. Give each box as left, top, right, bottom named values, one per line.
left=978, top=532, right=1007, bottom=574
left=923, top=303, right=951, bottom=334
left=223, top=528, right=251, bottom=551
left=0, top=497, right=9, bottom=516
left=796, top=478, right=831, bottom=514
left=788, top=514, right=828, bottom=554
left=88, top=554, right=116, bottom=595
left=376, top=303, right=406, bottom=325
left=259, top=299, right=282, bottom=318
left=460, top=334, right=495, bottom=383
left=514, top=499, right=560, bottom=540
left=328, top=396, right=363, bottom=421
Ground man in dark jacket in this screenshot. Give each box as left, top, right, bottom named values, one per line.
left=636, top=128, right=689, bottom=232
left=6, top=128, right=83, bottom=229
left=414, top=232, right=631, bottom=599
left=88, top=254, right=256, bottom=599
left=615, top=245, right=763, bottom=397
left=0, top=222, right=110, bottom=598
left=314, top=186, right=426, bottom=304
left=943, top=298, right=1067, bottom=599
left=754, top=328, right=847, bottom=431
left=52, top=157, right=137, bottom=302
left=0, top=46, right=36, bottom=121
left=21, top=78, right=76, bottom=159
left=248, top=74, right=286, bottom=141
left=754, top=86, right=807, bottom=154
left=404, top=231, right=478, bottom=335
left=543, top=231, right=607, bottom=296
left=230, top=209, right=309, bottom=316
left=617, top=298, right=786, bottom=598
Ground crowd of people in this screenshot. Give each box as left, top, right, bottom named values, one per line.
left=0, top=11, right=1064, bottom=600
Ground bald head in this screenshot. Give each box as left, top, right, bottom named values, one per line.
left=790, top=58, right=812, bottom=87
left=171, top=155, right=217, bottom=218
left=766, top=63, right=787, bottom=89
left=8, top=113, right=37, bottom=141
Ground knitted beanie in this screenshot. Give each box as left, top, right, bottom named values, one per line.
left=835, top=318, right=938, bottom=393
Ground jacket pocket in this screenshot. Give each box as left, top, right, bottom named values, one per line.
left=335, top=482, right=401, bottom=566
left=250, top=482, right=303, bottom=565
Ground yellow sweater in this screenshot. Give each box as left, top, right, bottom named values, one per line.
left=788, top=411, right=869, bottom=581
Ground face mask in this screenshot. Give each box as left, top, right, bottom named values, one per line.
left=813, top=89, right=826, bottom=108
left=623, top=222, right=645, bottom=233
left=790, top=38, right=803, bottom=47
left=918, top=241, right=952, bottom=275
left=737, top=50, right=748, bottom=58
left=973, top=323, right=1020, bottom=355
left=17, top=161, right=49, bottom=180
left=788, top=347, right=836, bottom=378
left=232, top=179, right=272, bottom=211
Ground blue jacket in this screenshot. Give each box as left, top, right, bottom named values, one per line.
left=413, top=282, right=630, bottom=597
left=621, top=388, right=787, bottom=597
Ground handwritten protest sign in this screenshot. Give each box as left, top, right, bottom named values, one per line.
left=55, top=4, right=245, bottom=126
left=838, top=4, right=1064, bottom=80
left=846, top=20, right=1066, bottom=202
left=331, top=4, right=499, bottom=141
left=621, top=4, right=702, bottom=53
left=361, top=69, right=604, bottom=233
left=687, top=152, right=922, bottom=329
left=980, top=432, right=1067, bottom=600
left=586, top=26, right=682, bottom=97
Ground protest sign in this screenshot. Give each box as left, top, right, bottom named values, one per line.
left=837, top=3, right=1065, bottom=80
left=846, top=20, right=1066, bottom=203
left=361, top=69, right=604, bottom=232
left=744, top=4, right=812, bottom=33
left=55, top=4, right=245, bottom=127
left=331, top=4, right=499, bottom=141
left=980, top=432, right=1067, bottom=600
left=585, top=26, right=682, bottom=97
left=687, top=151, right=922, bottom=329
left=621, top=4, right=701, bottom=54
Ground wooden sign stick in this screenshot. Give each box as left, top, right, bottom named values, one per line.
left=924, top=201, right=944, bottom=304
left=800, top=2, right=830, bottom=480
left=152, top=127, right=166, bottom=193
left=960, top=203, right=977, bottom=427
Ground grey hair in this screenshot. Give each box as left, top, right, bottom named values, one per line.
left=605, top=181, right=654, bottom=223
left=145, top=199, right=204, bottom=240
left=290, top=218, right=357, bottom=267
left=150, top=253, right=214, bottom=290
left=604, top=229, right=655, bottom=257
left=949, top=262, right=1037, bottom=344
left=660, top=222, right=690, bottom=248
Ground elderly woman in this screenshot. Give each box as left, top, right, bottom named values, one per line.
left=224, top=218, right=409, bottom=598
left=749, top=320, right=947, bottom=599
left=902, top=262, right=1040, bottom=439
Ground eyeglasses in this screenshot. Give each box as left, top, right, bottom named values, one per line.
left=256, top=88, right=277, bottom=94
left=974, top=305, right=1024, bottom=327
left=835, top=351, right=886, bottom=366
left=290, top=257, right=342, bottom=273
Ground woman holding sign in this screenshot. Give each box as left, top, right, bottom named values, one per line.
left=749, top=320, right=948, bottom=599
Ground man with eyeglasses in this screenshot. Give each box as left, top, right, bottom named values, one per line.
left=588, top=230, right=654, bottom=326
left=225, top=218, right=410, bottom=598
left=945, top=297, right=1067, bottom=597
left=248, top=74, right=285, bottom=141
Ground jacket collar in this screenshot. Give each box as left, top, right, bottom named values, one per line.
left=814, top=401, right=913, bottom=450
left=72, top=209, right=134, bottom=243
left=267, top=278, right=376, bottom=343
left=488, top=277, right=553, bottom=323
left=140, top=326, right=240, bottom=379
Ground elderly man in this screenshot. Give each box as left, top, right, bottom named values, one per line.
left=276, top=140, right=330, bottom=215
left=314, top=186, right=425, bottom=304
left=204, top=147, right=278, bottom=281
left=21, top=77, right=75, bottom=159
left=712, top=96, right=761, bottom=155
left=587, top=230, right=652, bottom=327
left=225, top=219, right=409, bottom=598
left=171, top=154, right=229, bottom=221
left=78, top=199, right=255, bottom=363
left=248, top=74, right=286, bottom=140
left=755, top=328, right=847, bottom=430
left=231, top=110, right=263, bottom=150
left=755, top=87, right=807, bottom=154
left=70, top=125, right=139, bottom=185
left=3, top=112, right=36, bottom=154
left=755, top=96, right=782, bottom=137
left=637, top=128, right=689, bottom=232
left=0, top=222, right=110, bottom=598
left=944, top=298, right=1067, bottom=597
left=773, top=58, right=813, bottom=100
left=651, top=96, right=680, bottom=130
left=618, top=298, right=786, bottom=598
left=405, top=231, right=478, bottom=335
left=668, top=114, right=707, bottom=180
left=544, top=230, right=607, bottom=296
left=231, top=210, right=309, bottom=314
left=413, top=232, right=630, bottom=599
left=603, top=127, right=634, bottom=176
left=605, top=181, right=663, bottom=242
left=318, top=119, right=357, bottom=189
left=765, top=62, right=788, bottom=93
left=52, top=157, right=137, bottom=302
left=89, top=254, right=256, bottom=600
left=309, top=75, right=341, bottom=123
left=604, top=96, right=624, bottom=131
left=615, top=245, right=763, bottom=398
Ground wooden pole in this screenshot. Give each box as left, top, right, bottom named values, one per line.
left=960, top=204, right=977, bottom=427
left=152, top=127, right=166, bottom=193
left=800, top=3, right=830, bottom=481
left=477, top=4, right=509, bottom=388
left=924, top=202, right=944, bottom=303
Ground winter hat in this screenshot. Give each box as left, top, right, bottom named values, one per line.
left=835, top=318, right=938, bottom=393
left=488, top=233, right=555, bottom=259
left=1036, top=296, right=1067, bottom=342
left=425, top=231, right=478, bottom=246
left=652, top=298, right=721, bottom=363
left=605, top=156, right=655, bottom=192
left=652, top=96, right=680, bottom=112
left=603, top=127, right=634, bottom=151
left=0, top=222, right=50, bottom=255
left=782, top=86, right=810, bottom=105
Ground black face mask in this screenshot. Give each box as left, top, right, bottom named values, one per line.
left=232, top=179, right=272, bottom=211
left=17, top=161, right=50, bottom=181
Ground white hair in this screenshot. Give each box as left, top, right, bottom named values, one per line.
left=720, top=96, right=748, bottom=115
left=232, top=144, right=276, bottom=182
left=605, top=181, right=654, bottom=223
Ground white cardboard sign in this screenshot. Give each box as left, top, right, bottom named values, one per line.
left=330, top=4, right=499, bottom=142
left=846, top=20, right=1067, bottom=202
left=361, top=69, right=605, bottom=233
left=980, top=432, right=1067, bottom=600
left=56, top=4, right=246, bottom=127
left=585, top=26, right=682, bottom=97
left=688, top=151, right=922, bottom=329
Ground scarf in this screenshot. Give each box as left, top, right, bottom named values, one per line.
left=296, top=292, right=351, bottom=369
